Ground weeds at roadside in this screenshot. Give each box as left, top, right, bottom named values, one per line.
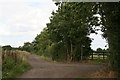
left=2, top=55, right=31, bottom=78
left=2, top=52, right=31, bottom=79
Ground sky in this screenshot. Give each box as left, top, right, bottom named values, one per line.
left=0, top=0, right=108, bottom=50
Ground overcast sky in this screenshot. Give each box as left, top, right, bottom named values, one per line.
left=0, top=0, right=108, bottom=50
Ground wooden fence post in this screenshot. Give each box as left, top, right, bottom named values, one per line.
left=103, top=52, right=105, bottom=60
left=92, top=52, right=93, bottom=60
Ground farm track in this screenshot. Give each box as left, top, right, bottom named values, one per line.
left=20, top=54, right=103, bottom=78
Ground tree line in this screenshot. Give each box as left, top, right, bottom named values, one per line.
left=7, top=2, right=119, bottom=76
left=32, top=2, right=120, bottom=75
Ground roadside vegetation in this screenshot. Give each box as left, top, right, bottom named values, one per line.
left=89, top=68, right=118, bottom=78
left=78, top=68, right=118, bottom=78
left=2, top=50, right=31, bottom=78
left=40, top=56, right=53, bottom=62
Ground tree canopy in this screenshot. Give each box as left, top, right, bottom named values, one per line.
left=32, top=2, right=96, bottom=61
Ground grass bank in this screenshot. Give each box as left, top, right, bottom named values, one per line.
left=2, top=56, right=31, bottom=78
left=77, top=67, right=118, bottom=78
left=39, top=55, right=108, bottom=65
left=2, top=50, right=32, bottom=78
left=39, top=56, right=53, bottom=62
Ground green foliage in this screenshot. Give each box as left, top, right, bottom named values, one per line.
left=2, top=45, right=12, bottom=50
left=96, top=48, right=103, bottom=52
left=85, top=2, right=120, bottom=76
left=96, top=2, right=120, bottom=74
left=21, top=42, right=33, bottom=52
left=50, top=42, right=67, bottom=61
left=32, top=28, right=52, bottom=56
left=2, top=45, right=22, bottom=51
left=31, top=2, right=94, bottom=62
left=2, top=56, right=31, bottom=78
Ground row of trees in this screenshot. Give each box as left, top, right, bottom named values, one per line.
left=31, top=3, right=96, bottom=61
left=2, top=45, right=20, bottom=51
left=21, top=2, right=120, bottom=75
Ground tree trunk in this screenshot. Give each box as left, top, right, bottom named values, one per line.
left=70, top=40, right=73, bottom=61
left=92, top=52, right=93, bottom=60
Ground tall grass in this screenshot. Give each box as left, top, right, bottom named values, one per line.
left=40, top=56, right=53, bottom=62
left=2, top=50, right=31, bottom=78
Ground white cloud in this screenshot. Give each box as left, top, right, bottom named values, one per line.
left=0, top=0, right=57, bottom=47
left=89, top=31, right=108, bottom=50
left=0, top=0, right=55, bottom=3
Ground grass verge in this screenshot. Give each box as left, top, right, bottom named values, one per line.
left=78, top=59, right=108, bottom=66
left=2, top=57, right=32, bottom=78
left=39, top=56, right=53, bottom=62
left=88, top=68, right=118, bottom=78
left=77, top=68, right=118, bottom=78
left=39, top=55, right=108, bottom=66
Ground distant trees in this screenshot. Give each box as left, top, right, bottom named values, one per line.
left=2, top=45, right=12, bottom=50
left=2, top=42, right=33, bottom=52
left=96, top=48, right=109, bottom=53
left=96, top=48, right=103, bottom=52
left=2, top=45, right=22, bottom=51
left=32, top=28, right=52, bottom=56
left=21, top=42, right=33, bottom=52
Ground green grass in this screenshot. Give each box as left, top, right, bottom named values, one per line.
left=40, top=56, right=53, bottom=62
left=39, top=55, right=108, bottom=66
left=2, top=57, right=32, bottom=78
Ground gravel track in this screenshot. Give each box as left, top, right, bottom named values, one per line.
left=20, top=54, right=103, bottom=78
